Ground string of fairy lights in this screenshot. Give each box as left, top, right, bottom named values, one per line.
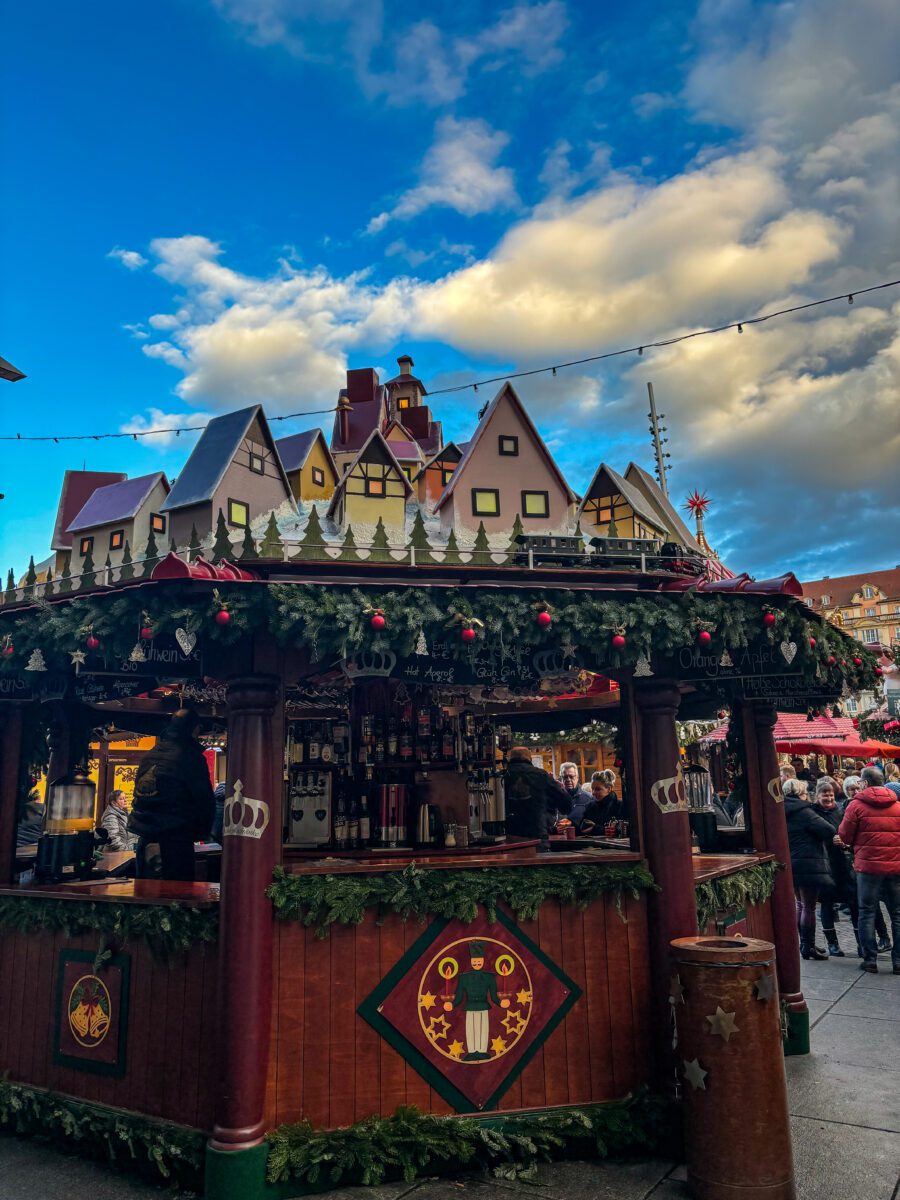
left=1, top=277, right=897, bottom=444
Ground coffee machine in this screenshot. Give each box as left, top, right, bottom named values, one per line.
left=35, top=769, right=98, bottom=883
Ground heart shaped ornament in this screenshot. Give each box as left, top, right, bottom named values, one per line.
left=175, top=627, right=197, bottom=656
left=780, top=640, right=797, bottom=665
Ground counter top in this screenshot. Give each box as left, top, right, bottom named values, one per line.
left=0, top=880, right=220, bottom=906
left=281, top=847, right=643, bottom=876
left=692, top=852, right=776, bottom=885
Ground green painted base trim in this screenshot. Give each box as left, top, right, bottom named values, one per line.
left=205, top=1141, right=270, bottom=1200
left=783, top=1009, right=810, bottom=1056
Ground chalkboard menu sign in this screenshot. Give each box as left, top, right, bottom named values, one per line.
left=83, top=632, right=202, bottom=678
left=345, top=638, right=577, bottom=690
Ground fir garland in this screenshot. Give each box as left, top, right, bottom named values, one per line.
left=694, top=861, right=782, bottom=931
left=0, top=1079, right=205, bottom=1186
left=266, top=1089, right=675, bottom=1188
left=266, top=861, right=656, bottom=936
left=0, top=894, right=218, bottom=969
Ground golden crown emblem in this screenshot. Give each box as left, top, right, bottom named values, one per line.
left=343, top=649, right=397, bottom=680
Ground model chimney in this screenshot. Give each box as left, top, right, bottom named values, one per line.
left=337, top=393, right=352, bottom=445
left=397, top=354, right=414, bottom=377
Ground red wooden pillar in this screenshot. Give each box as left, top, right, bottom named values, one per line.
left=744, top=701, right=809, bottom=1054
left=634, top=680, right=698, bottom=1079
left=0, top=706, right=24, bottom=886
left=212, top=675, right=280, bottom=1152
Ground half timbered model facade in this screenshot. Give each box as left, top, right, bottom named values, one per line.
left=434, top=382, right=577, bottom=535
left=67, top=472, right=170, bottom=572
left=578, top=464, right=667, bottom=544
left=415, top=441, right=464, bottom=506
left=327, top=429, right=413, bottom=533
left=382, top=419, right=425, bottom=482
left=160, top=404, right=295, bottom=549
left=275, top=429, right=339, bottom=502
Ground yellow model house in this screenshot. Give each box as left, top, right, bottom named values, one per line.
left=275, top=429, right=339, bottom=502
left=577, top=464, right=667, bottom=541
left=326, top=429, right=412, bottom=533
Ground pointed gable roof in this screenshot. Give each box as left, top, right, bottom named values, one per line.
left=413, top=441, right=463, bottom=482
left=577, top=463, right=665, bottom=534
left=624, top=463, right=703, bottom=553
left=67, top=472, right=169, bottom=533
left=161, top=405, right=290, bottom=512
left=275, top=428, right=335, bottom=477
left=326, top=428, right=414, bottom=519
left=0, top=354, right=25, bottom=382
left=434, top=382, right=577, bottom=512
left=51, top=470, right=128, bottom=551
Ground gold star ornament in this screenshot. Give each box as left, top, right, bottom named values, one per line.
left=705, top=1006, right=739, bottom=1042
left=683, top=1058, right=708, bottom=1091
left=516, top=989, right=532, bottom=1005
left=448, top=1040, right=464, bottom=1060
left=419, top=992, right=437, bottom=1011
left=490, top=1036, right=508, bottom=1056
left=754, top=975, right=775, bottom=1002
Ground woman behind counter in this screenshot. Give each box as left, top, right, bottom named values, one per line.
left=579, top=772, right=624, bottom=834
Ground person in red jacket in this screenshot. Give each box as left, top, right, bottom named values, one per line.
left=838, top=766, right=900, bottom=974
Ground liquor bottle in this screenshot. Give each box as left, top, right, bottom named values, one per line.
left=417, top=705, right=431, bottom=742
left=359, top=715, right=374, bottom=766
left=308, top=722, right=321, bottom=764
left=333, top=719, right=350, bottom=763
left=479, top=719, right=494, bottom=763
left=357, top=788, right=371, bottom=847
left=321, top=720, right=334, bottom=764
left=441, top=715, right=455, bottom=762
left=399, top=705, right=414, bottom=762
left=333, top=781, right=349, bottom=851
left=347, top=784, right=360, bottom=848
left=387, top=716, right=399, bottom=760
left=462, top=711, right=476, bottom=763
left=290, top=725, right=304, bottom=765
left=374, top=718, right=385, bottom=764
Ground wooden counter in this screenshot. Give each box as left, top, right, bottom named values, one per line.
left=0, top=879, right=219, bottom=905
left=692, top=851, right=776, bottom=885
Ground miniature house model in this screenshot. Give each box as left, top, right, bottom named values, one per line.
left=50, top=470, right=127, bottom=575
left=275, top=429, right=338, bottom=502
left=326, top=429, right=413, bottom=533
left=67, top=472, right=170, bottom=571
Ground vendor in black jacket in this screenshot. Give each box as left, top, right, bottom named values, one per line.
left=504, top=748, right=571, bottom=850
left=130, top=709, right=215, bottom=881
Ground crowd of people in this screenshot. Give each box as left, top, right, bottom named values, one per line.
left=783, top=757, right=900, bottom=974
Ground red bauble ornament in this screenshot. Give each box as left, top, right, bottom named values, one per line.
left=461, top=625, right=476, bottom=643
left=140, top=625, right=154, bottom=641
left=853, top=656, right=862, bottom=667
left=537, top=610, right=552, bottom=628
left=611, top=633, right=626, bottom=649
left=613, top=757, right=624, bottom=770
left=827, top=655, right=836, bottom=666
left=808, top=637, right=816, bottom=648
left=2, top=643, right=12, bottom=657
left=215, top=609, right=231, bottom=626
left=698, top=630, right=712, bottom=646
left=852, top=718, right=859, bottom=729
left=763, top=613, right=776, bottom=628
left=85, top=635, right=100, bottom=651
left=717, top=709, right=727, bottom=720
left=370, top=613, right=386, bottom=631
left=874, top=666, right=883, bottom=675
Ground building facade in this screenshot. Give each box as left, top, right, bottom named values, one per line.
left=801, top=567, right=900, bottom=651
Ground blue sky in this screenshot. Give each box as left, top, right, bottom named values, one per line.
left=2, top=0, right=899, bottom=578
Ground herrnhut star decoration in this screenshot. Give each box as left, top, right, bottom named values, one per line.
left=705, top=1006, right=739, bottom=1042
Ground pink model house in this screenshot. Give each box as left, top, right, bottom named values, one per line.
left=434, top=382, right=577, bottom=535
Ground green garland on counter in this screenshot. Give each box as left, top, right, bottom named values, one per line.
left=266, top=1089, right=675, bottom=1188
left=0, top=895, right=218, bottom=968
left=266, top=860, right=656, bottom=937
left=0, top=1079, right=205, bottom=1185
left=694, top=860, right=782, bottom=931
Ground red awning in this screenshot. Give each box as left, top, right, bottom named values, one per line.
left=775, top=738, right=900, bottom=759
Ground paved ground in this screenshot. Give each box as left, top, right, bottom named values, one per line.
left=1, top=919, right=897, bottom=1199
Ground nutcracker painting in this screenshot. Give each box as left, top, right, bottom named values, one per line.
left=443, top=940, right=512, bottom=1061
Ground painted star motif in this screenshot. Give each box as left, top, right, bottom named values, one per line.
left=448, top=1040, right=464, bottom=1060
left=490, top=1036, right=508, bottom=1056
left=70, top=649, right=86, bottom=670
left=669, top=973, right=685, bottom=1005
left=683, top=1058, right=708, bottom=1091
left=705, top=1006, right=739, bottom=1042
left=501, top=1009, right=527, bottom=1036
left=427, top=1014, right=450, bottom=1041
left=419, top=992, right=437, bottom=1011
left=516, top=989, right=532, bottom=1005
left=754, top=975, right=776, bottom=1002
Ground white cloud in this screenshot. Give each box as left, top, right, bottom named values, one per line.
left=119, top=408, right=211, bottom=447
left=631, top=92, right=677, bottom=120
left=367, top=117, right=518, bottom=232
left=107, top=247, right=148, bottom=270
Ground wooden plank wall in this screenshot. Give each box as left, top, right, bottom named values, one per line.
left=267, top=892, right=652, bottom=1128
left=0, top=928, right=218, bottom=1131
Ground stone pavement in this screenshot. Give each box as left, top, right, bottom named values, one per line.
left=1, top=919, right=897, bottom=1200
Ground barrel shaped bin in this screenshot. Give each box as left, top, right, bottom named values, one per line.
left=670, top=935, right=795, bottom=1200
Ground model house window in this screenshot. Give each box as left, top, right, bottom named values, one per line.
left=79, top=536, right=94, bottom=557
left=109, top=530, right=124, bottom=551
left=804, top=598, right=813, bottom=607
left=863, top=585, right=874, bottom=598
left=365, top=477, right=386, bottom=497
left=311, top=466, right=325, bottom=487
left=522, top=491, right=550, bottom=518
left=821, top=594, right=830, bottom=605
left=441, top=467, right=455, bottom=486
left=499, top=435, right=519, bottom=456
left=228, top=499, right=250, bottom=528
left=401, top=465, right=414, bottom=480
left=863, top=628, right=879, bottom=643
left=249, top=450, right=265, bottom=475
left=471, top=488, right=500, bottom=517
left=397, top=396, right=411, bottom=409
left=150, top=513, right=166, bottom=536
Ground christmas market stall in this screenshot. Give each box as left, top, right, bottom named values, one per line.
left=0, top=374, right=882, bottom=1198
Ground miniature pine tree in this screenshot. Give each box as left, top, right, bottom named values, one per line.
left=407, top=509, right=435, bottom=565
left=188, top=525, right=202, bottom=562
left=442, top=529, right=462, bottom=565
left=23, top=557, right=37, bottom=598
left=367, top=516, right=392, bottom=564
left=259, top=513, right=284, bottom=560
left=239, top=524, right=259, bottom=560
left=470, top=521, right=492, bottom=567
left=291, top=505, right=326, bottom=562
left=338, top=525, right=361, bottom=562
left=119, top=541, right=134, bottom=581
left=43, top=573, right=54, bottom=598
left=573, top=519, right=586, bottom=555
left=58, top=553, right=72, bottom=594
left=104, top=554, right=113, bottom=585
left=606, top=514, right=619, bottom=538
left=80, top=545, right=96, bottom=588
left=142, top=528, right=159, bottom=577
left=170, top=537, right=178, bottom=554
left=3, top=568, right=15, bottom=604
left=505, top=514, right=524, bottom=561
left=212, top=509, right=233, bottom=562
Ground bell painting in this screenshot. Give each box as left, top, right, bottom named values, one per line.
left=359, top=909, right=581, bottom=1112
left=54, top=949, right=131, bottom=1075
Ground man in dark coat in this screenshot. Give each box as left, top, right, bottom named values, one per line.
left=504, top=748, right=571, bottom=850
left=838, top=766, right=900, bottom=974
left=783, top=777, right=834, bottom=960
left=130, top=710, right=215, bottom=881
